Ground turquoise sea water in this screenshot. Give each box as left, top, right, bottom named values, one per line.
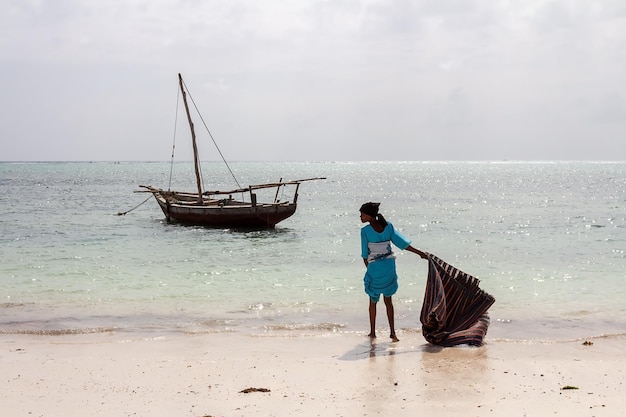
left=1, top=161, right=624, bottom=342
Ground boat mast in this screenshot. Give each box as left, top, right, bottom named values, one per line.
left=178, top=73, right=203, bottom=204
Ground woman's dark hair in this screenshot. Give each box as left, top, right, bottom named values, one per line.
left=360, top=202, right=388, bottom=227
left=376, top=213, right=388, bottom=227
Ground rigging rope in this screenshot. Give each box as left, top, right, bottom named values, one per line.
left=180, top=77, right=242, bottom=189
left=168, top=85, right=181, bottom=192
left=116, top=195, right=153, bottom=216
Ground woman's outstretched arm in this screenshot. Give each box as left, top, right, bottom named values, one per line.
left=405, top=245, right=428, bottom=259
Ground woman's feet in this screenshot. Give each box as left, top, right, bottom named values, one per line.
left=367, top=332, right=399, bottom=342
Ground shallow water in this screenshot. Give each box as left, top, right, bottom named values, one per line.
left=1, top=161, right=624, bottom=341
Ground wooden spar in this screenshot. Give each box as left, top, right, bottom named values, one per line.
left=139, top=177, right=325, bottom=198
left=273, top=178, right=282, bottom=203
left=178, top=73, right=203, bottom=204
left=247, top=177, right=326, bottom=190
left=293, top=182, right=301, bottom=204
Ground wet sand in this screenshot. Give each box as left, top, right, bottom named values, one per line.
left=1, top=331, right=624, bottom=416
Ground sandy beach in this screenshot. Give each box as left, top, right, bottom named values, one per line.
left=1, top=330, right=624, bottom=417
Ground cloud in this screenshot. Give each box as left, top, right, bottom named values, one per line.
left=0, top=0, right=625, bottom=161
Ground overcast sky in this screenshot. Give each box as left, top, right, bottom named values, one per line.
left=1, top=0, right=625, bottom=161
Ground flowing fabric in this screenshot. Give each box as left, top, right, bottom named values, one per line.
left=420, top=254, right=495, bottom=347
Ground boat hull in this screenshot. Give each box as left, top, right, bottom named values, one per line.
left=153, top=195, right=297, bottom=228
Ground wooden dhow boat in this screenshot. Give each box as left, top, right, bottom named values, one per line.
left=139, top=74, right=324, bottom=228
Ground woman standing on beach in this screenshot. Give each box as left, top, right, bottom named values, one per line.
left=359, top=202, right=428, bottom=342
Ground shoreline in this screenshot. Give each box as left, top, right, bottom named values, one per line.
left=2, top=304, right=625, bottom=344
left=2, top=331, right=625, bottom=417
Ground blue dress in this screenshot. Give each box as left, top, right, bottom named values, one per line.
left=361, top=222, right=411, bottom=303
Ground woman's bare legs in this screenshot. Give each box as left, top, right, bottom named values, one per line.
left=368, top=299, right=377, bottom=338
left=368, top=297, right=399, bottom=342
left=384, top=296, right=399, bottom=342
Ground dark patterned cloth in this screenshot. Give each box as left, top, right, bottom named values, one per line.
left=420, top=254, right=495, bottom=347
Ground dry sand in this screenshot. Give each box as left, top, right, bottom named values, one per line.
left=1, top=330, right=624, bottom=417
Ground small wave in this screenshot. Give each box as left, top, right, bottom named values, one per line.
left=572, top=332, right=626, bottom=342
left=0, top=302, right=34, bottom=309
left=262, top=322, right=345, bottom=332
left=248, top=302, right=275, bottom=311
left=0, top=327, right=115, bottom=336
left=182, top=328, right=237, bottom=335
left=196, top=318, right=238, bottom=327
left=397, top=327, right=422, bottom=334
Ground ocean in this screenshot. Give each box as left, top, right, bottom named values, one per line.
left=1, top=161, right=624, bottom=342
